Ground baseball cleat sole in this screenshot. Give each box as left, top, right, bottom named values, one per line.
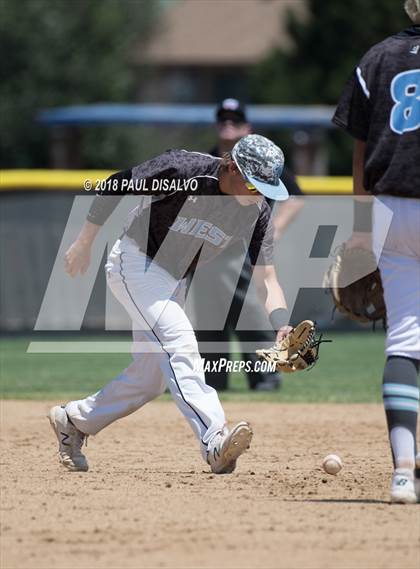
left=220, top=421, right=253, bottom=473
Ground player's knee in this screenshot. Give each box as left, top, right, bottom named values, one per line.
left=148, top=383, right=167, bottom=400
left=161, top=334, right=200, bottom=355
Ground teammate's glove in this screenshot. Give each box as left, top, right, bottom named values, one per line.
left=323, top=245, right=386, bottom=325
left=256, top=320, right=324, bottom=373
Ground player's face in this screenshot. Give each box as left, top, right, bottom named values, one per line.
left=217, top=119, right=251, bottom=142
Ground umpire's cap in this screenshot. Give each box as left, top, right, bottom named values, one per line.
left=232, top=134, right=289, bottom=201
left=216, top=98, right=247, bottom=123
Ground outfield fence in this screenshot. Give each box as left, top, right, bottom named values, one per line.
left=0, top=170, right=352, bottom=194
left=0, top=171, right=354, bottom=331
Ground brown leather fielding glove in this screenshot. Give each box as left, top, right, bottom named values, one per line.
left=256, top=320, right=323, bottom=373
left=324, top=245, right=386, bottom=324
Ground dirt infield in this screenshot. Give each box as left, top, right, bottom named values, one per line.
left=1, top=401, right=419, bottom=569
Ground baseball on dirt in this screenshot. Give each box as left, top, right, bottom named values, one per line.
left=322, top=454, right=343, bottom=475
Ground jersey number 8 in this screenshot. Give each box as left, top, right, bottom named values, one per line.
left=389, top=69, right=420, bottom=135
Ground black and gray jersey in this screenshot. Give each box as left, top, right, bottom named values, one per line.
left=333, top=25, right=420, bottom=198
left=87, top=149, right=274, bottom=279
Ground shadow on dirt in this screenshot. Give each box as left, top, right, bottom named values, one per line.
left=286, top=498, right=389, bottom=504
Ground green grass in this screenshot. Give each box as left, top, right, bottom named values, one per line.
left=0, top=332, right=387, bottom=403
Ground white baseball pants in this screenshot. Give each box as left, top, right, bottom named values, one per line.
left=374, top=196, right=420, bottom=360
left=65, top=236, right=226, bottom=457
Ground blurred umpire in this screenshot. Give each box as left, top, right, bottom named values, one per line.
left=333, top=1, right=420, bottom=503
left=195, top=99, right=304, bottom=391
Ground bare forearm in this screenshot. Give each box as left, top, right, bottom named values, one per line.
left=351, top=139, right=373, bottom=240
left=353, top=140, right=369, bottom=198
left=65, top=221, right=100, bottom=277
left=262, top=281, right=287, bottom=314
left=254, top=267, right=287, bottom=313
left=75, top=220, right=101, bottom=246
left=254, top=266, right=292, bottom=340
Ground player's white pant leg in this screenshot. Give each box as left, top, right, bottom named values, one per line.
left=379, top=253, right=420, bottom=359
left=374, top=196, right=420, bottom=359
left=67, top=237, right=226, bottom=456
left=65, top=328, right=167, bottom=435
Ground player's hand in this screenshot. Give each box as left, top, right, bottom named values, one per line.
left=276, top=325, right=293, bottom=343
left=64, top=240, right=91, bottom=277
left=345, top=231, right=372, bottom=251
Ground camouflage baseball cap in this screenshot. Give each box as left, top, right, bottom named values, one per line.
left=232, top=134, right=289, bottom=201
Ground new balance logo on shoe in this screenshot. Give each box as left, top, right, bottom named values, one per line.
left=48, top=406, right=89, bottom=472
left=60, top=432, right=70, bottom=446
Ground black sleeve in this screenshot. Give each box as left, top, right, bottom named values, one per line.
left=87, top=169, right=131, bottom=226
left=332, top=67, right=370, bottom=141
left=280, top=165, right=303, bottom=196
left=248, top=202, right=274, bottom=266
left=130, top=149, right=187, bottom=183
left=86, top=150, right=188, bottom=226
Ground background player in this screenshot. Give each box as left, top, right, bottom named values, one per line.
left=49, top=134, right=293, bottom=475
left=333, top=0, right=420, bottom=503
left=195, top=99, right=304, bottom=391
left=209, top=98, right=252, bottom=157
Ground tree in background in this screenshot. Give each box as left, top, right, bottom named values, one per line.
left=0, top=0, right=158, bottom=168
left=250, top=0, right=410, bottom=173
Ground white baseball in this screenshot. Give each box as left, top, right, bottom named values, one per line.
left=322, top=454, right=343, bottom=475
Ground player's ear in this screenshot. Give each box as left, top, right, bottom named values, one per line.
left=228, top=160, right=240, bottom=175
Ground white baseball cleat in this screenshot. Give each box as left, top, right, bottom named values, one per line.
left=48, top=405, right=88, bottom=472
left=390, top=469, right=417, bottom=504
left=207, top=421, right=253, bottom=474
